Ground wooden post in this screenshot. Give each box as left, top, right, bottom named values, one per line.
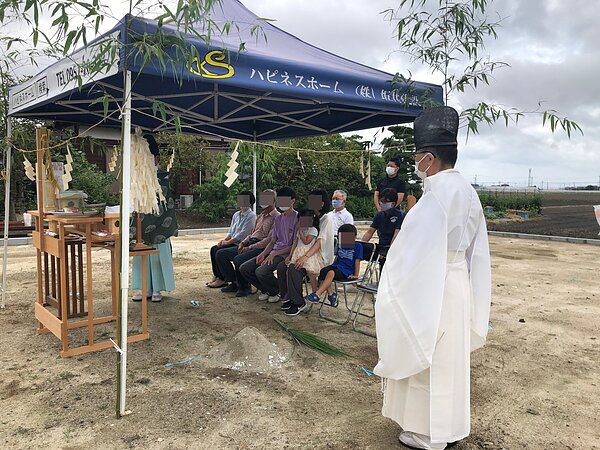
left=85, top=224, right=94, bottom=347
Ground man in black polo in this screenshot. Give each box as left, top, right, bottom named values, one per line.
left=373, top=157, right=406, bottom=211
left=362, top=188, right=404, bottom=265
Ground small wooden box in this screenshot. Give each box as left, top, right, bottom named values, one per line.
left=104, top=213, right=120, bottom=235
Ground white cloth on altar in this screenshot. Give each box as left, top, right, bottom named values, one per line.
left=373, top=169, right=491, bottom=444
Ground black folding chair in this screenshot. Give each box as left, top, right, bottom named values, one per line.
left=318, top=241, right=379, bottom=325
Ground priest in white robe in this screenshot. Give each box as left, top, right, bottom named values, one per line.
left=374, top=106, right=492, bottom=450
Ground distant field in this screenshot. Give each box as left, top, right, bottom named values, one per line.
left=486, top=190, right=600, bottom=239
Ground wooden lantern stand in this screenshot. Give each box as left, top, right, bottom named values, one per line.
left=31, top=128, right=158, bottom=357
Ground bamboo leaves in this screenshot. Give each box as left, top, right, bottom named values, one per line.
left=274, top=319, right=350, bottom=358
left=387, top=0, right=582, bottom=139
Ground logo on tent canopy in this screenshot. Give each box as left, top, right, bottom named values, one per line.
left=189, top=50, right=235, bottom=79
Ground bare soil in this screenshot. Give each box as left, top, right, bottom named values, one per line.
left=486, top=191, right=600, bottom=239
left=1, top=230, right=599, bottom=449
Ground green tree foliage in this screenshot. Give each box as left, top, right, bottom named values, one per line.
left=0, top=70, right=39, bottom=219
left=190, top=134, right=385, bottom=221
left=64, top=149, right=118, bottom=205
left=385, top=0, right=582, bottom=138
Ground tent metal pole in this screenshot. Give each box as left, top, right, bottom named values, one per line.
left=1, top=118, right=12, bottom=309
left=252, top=142, right=257, bottom=214
left=118, top=70, right=132, bottom=415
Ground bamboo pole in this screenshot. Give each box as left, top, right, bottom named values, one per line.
left=116, top=70, right=132, bottom=418
left=1, top=119, right=12, bottom=309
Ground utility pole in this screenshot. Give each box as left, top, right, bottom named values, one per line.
left=527, top=168, right=532, bottom=187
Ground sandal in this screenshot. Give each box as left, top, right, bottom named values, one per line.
left=208, top=280, right=227, bottom=288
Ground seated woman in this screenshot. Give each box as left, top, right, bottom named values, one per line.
left=282, top=208, right=322, bottom=295
left=206, top=191, right=256, bottom=288
left=278, top=189, right=335, bottom=316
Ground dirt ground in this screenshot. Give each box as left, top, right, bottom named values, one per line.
left=486, top=190, right=600, bottom=239
left=1, top=229, right=599, bottom=450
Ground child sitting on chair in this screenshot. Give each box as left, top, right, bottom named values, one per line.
left=305, top=223, right=363, bottom=307
left=285, top=209, right=323, bottom=293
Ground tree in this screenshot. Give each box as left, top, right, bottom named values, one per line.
left=183, top=134, right=386, bottom=220
left=385, top=0, right=582, bottom=138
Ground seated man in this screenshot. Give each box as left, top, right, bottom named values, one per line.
left=361, top=187, right=404, bottom=265
left=217, top=189, right=279, bottom=297
left=239, top=186, right=298, bottom=303
left=207, top=191, right=256, bottom=288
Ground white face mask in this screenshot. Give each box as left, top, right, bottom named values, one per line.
left=379, top=202, right=393, bottom=211
left=385, top=166, right=397, bottom=176
left=331, top=199, right=343, bottom=209
left=279, top=206, right=290, bottom=212
left=414, top=154, right=431, bottom=180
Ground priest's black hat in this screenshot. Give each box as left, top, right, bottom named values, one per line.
left=413, top=106, right=459, bottom=151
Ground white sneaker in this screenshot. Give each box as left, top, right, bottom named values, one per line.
left=399, top=431, right=446, bottom=449
left=258, top=292, right=269, bottom=301
left=132, top=293, right=151, bottom=302
left=151, top=292, right=162, bottom=302
left=267, top=294, right=280, bottom=303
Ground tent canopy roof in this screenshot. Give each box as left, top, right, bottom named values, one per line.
left=8, top=0, right=442, bottom=141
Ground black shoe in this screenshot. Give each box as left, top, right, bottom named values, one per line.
left=221, top=283, right=238, bottom=293
left=235, top=287, right=251, bottom=297
left=283, top=301, right=307, bottom=316
left=280, top=299, right=293, bottom=310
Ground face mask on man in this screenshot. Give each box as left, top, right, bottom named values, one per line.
left=379, top=202, right=393, bottom=211
left=279, top=206, right=290, bottom=212
left=414, top=154, right=432, bottom=180
left=385, top=166, right=397, bottom=176
left=331, top=199, right=343, bottom=209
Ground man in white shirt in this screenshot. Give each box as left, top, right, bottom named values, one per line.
left=374, top=106, right=492, bottom=449
left=327, top=189, right=354, bottom=235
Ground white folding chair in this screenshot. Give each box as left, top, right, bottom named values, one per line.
left=318, top=241, right=379, bottom=325
left=352, top=244, right=385, bottom=337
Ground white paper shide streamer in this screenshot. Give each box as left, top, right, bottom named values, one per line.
left=62, top=145, right=73, bottom=190
left=224, top=141, right=240, bottom=188
left=23, top=156, right=36, bottom=181
left=130, top=128, right=165, bottom=214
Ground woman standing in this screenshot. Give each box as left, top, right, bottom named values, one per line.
left=131, top=134, right=177, bottom=303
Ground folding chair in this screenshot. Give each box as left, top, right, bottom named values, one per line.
left=318, top=241, right=379, bottom=325
left=352, top=244, right=385, bottom=337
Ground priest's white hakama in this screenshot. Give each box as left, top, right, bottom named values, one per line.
left=374, top=169, right=491, bottom=445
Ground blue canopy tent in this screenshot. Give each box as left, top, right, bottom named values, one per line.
left=2, top=0, right=442, bottom=414
left=7, top=1, right=441, bottom=139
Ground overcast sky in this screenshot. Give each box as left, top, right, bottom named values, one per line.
left=5, top=0, right=598, bottom=188
left=240, top=0, right=598, bottom=188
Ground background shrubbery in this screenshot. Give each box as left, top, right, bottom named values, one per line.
left=478, top=191, right=542, bottom=215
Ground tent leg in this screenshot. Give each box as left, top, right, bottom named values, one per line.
left=117, top=70, right=132, bottom=417
left=1, top=118, right=12, bottom=309
left=252, top=143, right=257, bottom=214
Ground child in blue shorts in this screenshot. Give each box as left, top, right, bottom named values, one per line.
left=305, top=223, right=363, bottom=306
